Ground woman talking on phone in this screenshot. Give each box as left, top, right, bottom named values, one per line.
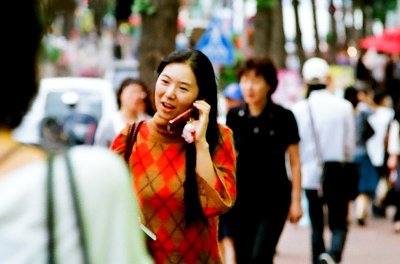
left=111, top=48, right=237, bottom=264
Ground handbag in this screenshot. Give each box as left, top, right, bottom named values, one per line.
left=124, top=121, right=144, bottom=163
left=46, top=150, right=90, bottom=264
left=123, top=120, right=156, bottom=241
left=360, top=113, right=375, bottom=142
left=307, top=102, right=359, bottom=201
left=321, top=161, right=359, bottom=200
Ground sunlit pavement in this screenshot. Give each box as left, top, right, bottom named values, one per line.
left=275, top=206, right=400, bottom=264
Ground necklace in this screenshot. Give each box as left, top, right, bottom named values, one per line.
left=0, top=143, right=22, bottom=164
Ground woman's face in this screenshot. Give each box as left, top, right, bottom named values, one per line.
left=240, top=69, right=269, bottom=105
left=120, top=83, right=147, bottom=112
left=155, top=63, right=199, bottom=122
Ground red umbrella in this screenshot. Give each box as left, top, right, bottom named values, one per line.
left=360, top=27, right=400, bottom=54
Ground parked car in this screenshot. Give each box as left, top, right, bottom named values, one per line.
left=13, top=77, right=118, bottom=146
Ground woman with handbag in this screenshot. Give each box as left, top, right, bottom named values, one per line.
left=0, top=2, right=153, bottom=263
left=111, top=49, right=237, bottom=264
left=344, top=86, right=380, bottom=226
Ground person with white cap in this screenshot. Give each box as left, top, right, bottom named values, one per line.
left=292, top=57, right=356, bottom=264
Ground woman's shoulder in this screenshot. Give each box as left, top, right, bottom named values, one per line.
left=217, top=123, right=234, bottom=141
left=217, top=122, right=232, bottom=133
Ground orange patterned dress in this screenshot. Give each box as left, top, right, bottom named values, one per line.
left=111, top=119, right=236, bottom=264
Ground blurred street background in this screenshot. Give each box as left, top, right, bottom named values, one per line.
left=21, top=1, right=400, bottom=262
left=40, top=0, right=400, bottom=100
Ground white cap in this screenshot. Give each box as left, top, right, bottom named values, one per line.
left=302, top=57, right=330, bottom=85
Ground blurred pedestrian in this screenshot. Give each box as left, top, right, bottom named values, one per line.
left=366, top=90, right=395, bottom=219
left=218, top=82, right=244, bottom=125
left=110, top=48, right=237, bottom=264
left=292, top=57, right=356, bottom=264
left=344, top=86, right=380, bottom=226
left=384, top=54, right=400, bottom=111
left=386, top=112, right=400, bottom=233
left=219, top=56, right=303, bottom=264
left=95, top=78, right=154, bottom=147
left=0, top=1, right=153, bottom=263
left=61, top=92, right=98, bottom=146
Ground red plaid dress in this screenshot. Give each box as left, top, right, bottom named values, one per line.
left=111, top=119, right=236, bottom=264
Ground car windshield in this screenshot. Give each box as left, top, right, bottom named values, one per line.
left=44, top=91, right=102, bottom=120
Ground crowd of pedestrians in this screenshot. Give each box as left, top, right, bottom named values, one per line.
left=2, top=1, right=400, bottom=264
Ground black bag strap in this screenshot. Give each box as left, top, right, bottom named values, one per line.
left=46, top=152, right=56, bottom=264
left=307, top=101, right=323, bottom=165
left=124, top=120, right=144, bottom=163
left=46, top=149, right=90, bottom=264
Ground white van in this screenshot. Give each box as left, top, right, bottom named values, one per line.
left=13, top=77, right=118, bottom=145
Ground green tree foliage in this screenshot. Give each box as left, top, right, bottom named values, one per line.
left=257, top=0, right=277, bottom=9
left=353, top=0, right=397, bottom=23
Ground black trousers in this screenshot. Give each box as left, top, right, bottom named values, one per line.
left=232, top=193, right=291, bottom=264
left=305, top=189, right=349, bottom=264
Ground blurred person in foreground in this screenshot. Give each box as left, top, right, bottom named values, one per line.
left=220, top=56, right=303, bottom=264
left=0, top=1, right=153, bottom=263
left=292, top=57, right=355, bottom=264
left=111, top=48, right=237, bottom=263
left=95, top=77, right=154, bottom=147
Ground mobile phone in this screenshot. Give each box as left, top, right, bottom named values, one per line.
left=167, top=107, right=198, bottom=133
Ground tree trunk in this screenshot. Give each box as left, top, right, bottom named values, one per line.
left=328, top=0, right=337, bottom=63
left=138, top=0, right=179, bottom=92
left=253, top=7, right=273, bottom=57
left=88, top=0, right=109, bottom=36
left=253, top=1, right=286, bottom=69
left=310, top=0, right=321, bottom=56
left=292, top=0, right=306, bottom=69
left=342, top=0, right=352, bottom=48
left=269, top=0, right=287, bottom=69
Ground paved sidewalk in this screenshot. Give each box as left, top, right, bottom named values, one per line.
left=275, top=207, right=400, bottom=264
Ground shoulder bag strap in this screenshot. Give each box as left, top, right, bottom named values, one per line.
left=124, top=120, right=144, bottom=163
left=307, top=101, right=323, bottom=165
left=46, top=151, right=56, bottom=264
left=46, top=150, right=90, bottom=264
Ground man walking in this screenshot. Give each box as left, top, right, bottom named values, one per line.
left=292, top=57, right=356, bottom=264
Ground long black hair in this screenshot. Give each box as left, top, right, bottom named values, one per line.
left=157, top=48, right=221, bottom=227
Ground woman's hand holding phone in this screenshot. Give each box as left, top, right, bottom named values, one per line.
left=167, top=100, right=210, bottom=145
left=190, top=100, right=210, bottom=145
left=167, top=107, right=197, bottom=133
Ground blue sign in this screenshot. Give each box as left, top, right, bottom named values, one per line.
left=195, top=20, right=235, bottom=66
